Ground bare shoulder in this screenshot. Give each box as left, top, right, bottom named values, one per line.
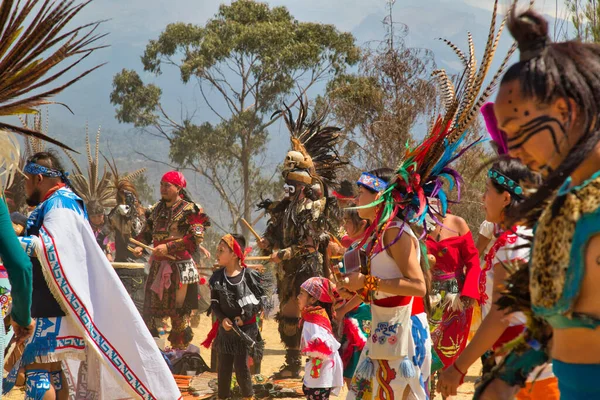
left=447, top=214, right=470, bottom=235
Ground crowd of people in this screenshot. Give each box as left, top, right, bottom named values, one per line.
left=0, top=2, right=599, bottom=400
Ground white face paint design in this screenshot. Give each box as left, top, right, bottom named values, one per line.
left=283, top=183, right=296, bottom=198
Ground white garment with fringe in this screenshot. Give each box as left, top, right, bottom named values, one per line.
left=301, top=321, right=343, bottom=396
left=4, top=188, right=180, bottom=400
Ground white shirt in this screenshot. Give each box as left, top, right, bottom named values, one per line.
left=301, top=321, right=344, bottom=395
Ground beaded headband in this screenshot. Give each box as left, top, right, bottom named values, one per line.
left=488, top=169, right=524, bottom=199
left=357, top=172, right=388, bottom=193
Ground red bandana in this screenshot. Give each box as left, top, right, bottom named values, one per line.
left=162, top=171, right=186, bottom=188
left=221, top=234, right=251, bottom=268
left=301, top=277, right=340, bottom=304
left=301, top=306, right=333, bottom=335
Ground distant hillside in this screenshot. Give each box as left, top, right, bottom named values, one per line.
left=35, top=0, right=565, bottom=228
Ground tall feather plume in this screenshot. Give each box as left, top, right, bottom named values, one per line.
left=272, top=95, right=346, bottom=187
left=0, top=0, right=106, bottom=151
left=65, top=126, right=118, bottom=208
left=361, top=0, right=512, bottom=236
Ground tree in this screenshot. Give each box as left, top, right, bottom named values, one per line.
left=110, top=0, right=359, bottom=235
left=568, top=0, right=600, bottom=41
left=320, top=0, right=437, bottom=169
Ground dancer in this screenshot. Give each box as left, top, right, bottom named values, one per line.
left=298, top=277, right=344, bottom=399
left=436, top=159, right=558, bottom=399
left=133, top=171, right=209, bottom=349
left=5, top=151, right=179, bottom=399
left=474, top=7, right=600, bottom=399
left=426, top=198, right=482, bottom=372
left=334, top=208, right=371, bottom=385
left=341, top=168, right=431, bottom=400
left=258, top=99, right=345, bottom=378
left=209, top=233, right=264, bottom=400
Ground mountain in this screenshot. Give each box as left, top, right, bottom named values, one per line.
left=30, top=0, right=566, bottom=225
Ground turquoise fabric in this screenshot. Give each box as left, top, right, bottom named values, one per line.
left=533, top=171, right=600, bottom=329
left=553, top=359, right=600, bottom=399
left=0, top=199, right=32, bottom=326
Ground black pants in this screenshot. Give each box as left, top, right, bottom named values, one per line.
left=302, top=385, right=332, bottom=399
left=218, top=352, right=253, bottom=398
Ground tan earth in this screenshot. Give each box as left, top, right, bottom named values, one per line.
left=5, top=317, right=478, bottom=399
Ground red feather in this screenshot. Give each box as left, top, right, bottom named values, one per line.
left=303, top=338, right=333, bottom=359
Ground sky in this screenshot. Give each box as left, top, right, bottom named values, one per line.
left=36, top=0, right=576, bottom=215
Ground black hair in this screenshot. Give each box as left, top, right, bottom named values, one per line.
left=230, top=233, right=246, bottom=249
left=344, top=208, right=370, bottom=231
left=500, top=9, right=600, bottom=224
left=360, top=167, right=395, bottom=194
left=489, top=158, right=542, bottom=212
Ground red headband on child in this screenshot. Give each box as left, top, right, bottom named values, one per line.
left=221, top=234, right=251, bottom=268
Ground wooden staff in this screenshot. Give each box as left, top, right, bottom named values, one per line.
left=129, top=238, right=176, bottom=261
left=111, top=262, right=145, bottom=269
left=243, top=255, right=343, bottom=261
left=240, top=218, right=262, bottom=242
left=329, top=233, right=343, bottom=248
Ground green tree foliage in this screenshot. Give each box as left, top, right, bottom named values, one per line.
left=321, top=7, right=437, bottom=169
left=568, top=0, right=600, bottom=42
left=110, top=0, right=359, bottom=234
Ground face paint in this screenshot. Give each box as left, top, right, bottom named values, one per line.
left=283, top=183, right=296, bottom=198
left=507, top=115, right=567, bottom=153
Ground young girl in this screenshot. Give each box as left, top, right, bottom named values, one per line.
left=342, top=168, right=431, bottom=400
left=335, top=209, right=371, bottom=385
left=436, top=159, right=558, bottom=399
left=209, top=234, right=264, bottom=400
left=298, top=277, right=344, bottom=399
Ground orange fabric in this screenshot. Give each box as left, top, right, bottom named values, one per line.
left=515, top=377, right=559, bottom=400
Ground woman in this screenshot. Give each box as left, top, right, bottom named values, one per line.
left=341, top=168, right=431, bottom=400
left=436, top=159, right=558, bottom=399
left=426, top=199, right=482, bottom=372
left=477, top=8, right=600, bottom=399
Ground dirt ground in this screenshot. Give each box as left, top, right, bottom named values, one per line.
left=4, top=317, right=479, bottom=399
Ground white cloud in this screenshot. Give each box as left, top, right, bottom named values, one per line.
left=464, top=0, right=569, bottom=19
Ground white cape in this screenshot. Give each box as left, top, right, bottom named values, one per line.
left=10, top=206, right=181, bottom=399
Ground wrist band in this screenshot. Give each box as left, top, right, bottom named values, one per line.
left=453, top=362, right=466, bottom=385
left=364, top=275, right=380, bottom=292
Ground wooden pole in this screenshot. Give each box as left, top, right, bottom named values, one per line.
left=240, top=218, right=261, bottom=241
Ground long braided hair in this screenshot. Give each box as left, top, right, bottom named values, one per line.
left=500, top=9, right=600, bottom=224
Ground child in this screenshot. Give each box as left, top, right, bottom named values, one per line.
left=298, top=277, right=344, bottom=399
left=334, top=209, right=371, bottom=385
left=209, top=233, right=264, bottom=400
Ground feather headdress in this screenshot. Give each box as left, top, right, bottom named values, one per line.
left=63, top=125, right=120, bottom=210
left=273, top=96, right=346, bottom=190
left=360, top=0, right=515, bottom=241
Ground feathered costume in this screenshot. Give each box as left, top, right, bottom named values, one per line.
left=136, top=171, right=210, bottom=349
left=259, top=98, right=345, bottom=377
left=0, top=1, right=179, bottom=398
left=347, top=2, right=514, bottom=398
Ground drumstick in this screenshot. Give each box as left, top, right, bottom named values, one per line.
left=111, top=262, right=145, bottom=269
left=129, top=238, right=176, bottom=260
left=241, top=218, right=261, bottom=241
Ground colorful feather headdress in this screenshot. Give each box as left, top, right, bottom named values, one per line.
left=359, top=0, right=516, bottom=242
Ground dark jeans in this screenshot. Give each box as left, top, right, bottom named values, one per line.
left=218, top=352, right=253, bottom=398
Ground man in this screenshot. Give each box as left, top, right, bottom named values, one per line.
left=4, top=152, right=180, bottom=399
left=258, top=100, right=345, bottom=378
left=133, top=171, right=209, bottom=349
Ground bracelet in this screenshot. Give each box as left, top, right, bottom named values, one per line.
left=364, top=275, right=380, bottom=292
left=452, top=362, right=466, bottom=385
